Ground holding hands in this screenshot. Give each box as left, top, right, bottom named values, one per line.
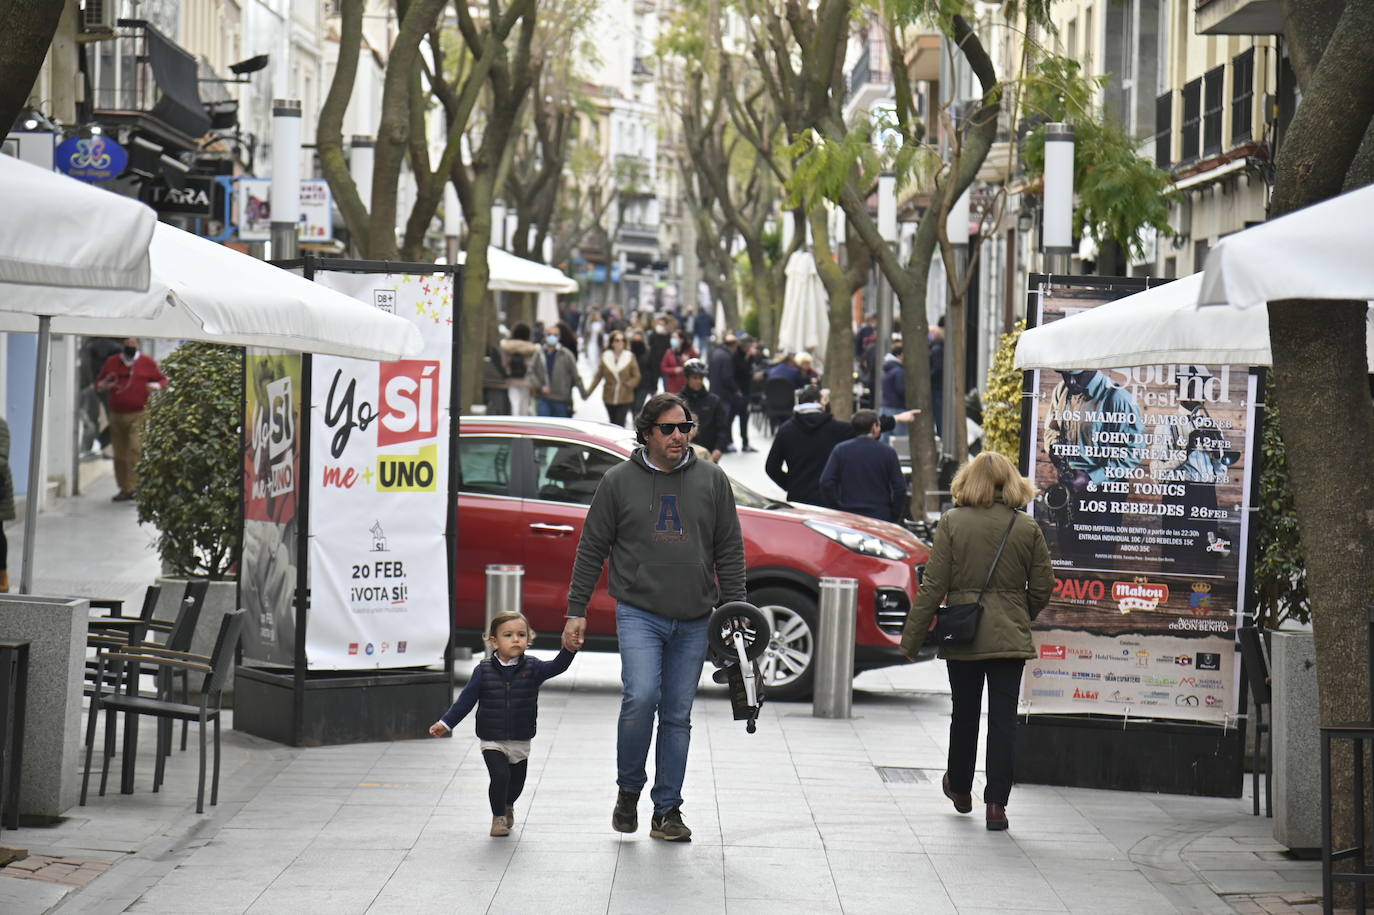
left=562, top=617, right=586, bottom=652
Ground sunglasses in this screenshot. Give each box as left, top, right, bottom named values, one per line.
left=654, top=422, right=696, bottom=436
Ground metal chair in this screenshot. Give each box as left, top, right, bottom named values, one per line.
left=81, top=610, right=245, bottom=814
left=1237, top=625, right=1272, bottom=817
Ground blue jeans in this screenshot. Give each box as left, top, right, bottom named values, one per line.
left=537, top=398, right=572, bottom=417
left=616, top=602, right=710, bottom=812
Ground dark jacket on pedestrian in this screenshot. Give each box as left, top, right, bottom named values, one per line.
left=529, top=344, right=587, bottom=404
left=708, top=345, right=739, bottom=398
left=681, top=385, right=729, bottom=454
left=765, top=406, right=896, bottom=505
left=820, top=435, right=907, bottom=523
left=898, top=499, right=1054, bottom=661
left=439, top=648, right=575, bottom=740
left=767, top=361, right=803, bottom=388
left=692, top=309, right=714, bottom=342
left=881, top=354, right=906, bottom=410
left=645, top=330, right=671, bottom=388
left=566, top=447, right=746, bottom=620
left=732, top=347, right=755, bottom=396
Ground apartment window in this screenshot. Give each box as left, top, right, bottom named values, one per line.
left=1155, top=91, right=1173, bottom=169
left=1180, top=77, right=1201, bottom=164
left=1203, top=65, right=1224, bottom=156
left=1232, top=48, right=1255, bottom=144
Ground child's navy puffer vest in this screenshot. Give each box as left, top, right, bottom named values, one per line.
left=475, top=655, right=541, bottom=740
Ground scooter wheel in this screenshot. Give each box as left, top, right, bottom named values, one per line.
left=709, top=601, right=770, bottom=662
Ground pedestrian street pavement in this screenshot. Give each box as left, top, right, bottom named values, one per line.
left=0, top=391, right=1327, bottom=913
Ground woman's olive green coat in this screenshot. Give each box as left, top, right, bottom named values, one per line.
left=900, top=500, right=1055, bottom=661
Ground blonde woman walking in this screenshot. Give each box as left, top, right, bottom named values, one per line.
left=900, top=451, right=1054, bottom=831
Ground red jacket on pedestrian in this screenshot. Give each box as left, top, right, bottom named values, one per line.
left=97, top=353, right=168, bottom=413
left=659, top=345, right=698, bottom=394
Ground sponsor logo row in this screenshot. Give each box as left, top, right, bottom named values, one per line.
left=346, top=640, right=409, bottom=656
left=1053, top=575, right=1227, bottom=618
left=1038, top=645, right=1222, bottom=671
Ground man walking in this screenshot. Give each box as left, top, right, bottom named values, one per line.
left=530, top=327, right=587, bottom=417
left=707, top=336, right=740, bottom=452
left=820, top=409, right=908, bottom=523
left=767, top=387, right=914, bottom=506
left=95, top=337, right=167, bottom=502
left=562, top=392, right=746, bottom=842
left=679, top=359, right=730, bottom=462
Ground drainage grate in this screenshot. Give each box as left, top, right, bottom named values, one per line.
left=875, top=766, right=931, bottom=784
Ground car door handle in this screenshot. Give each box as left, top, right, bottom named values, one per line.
left=529, top=523, right=576, bottom=534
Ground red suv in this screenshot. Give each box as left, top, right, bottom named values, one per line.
left=456, top=416, right=932, bottom=699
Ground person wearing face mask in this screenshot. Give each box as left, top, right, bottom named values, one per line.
left=529, top=328, right=588, bottom=418
left=658, top=332, right=697, bottom=395
left=95, top=337, right=168, bottom=502
left=586, top=332, right=642, bottom=427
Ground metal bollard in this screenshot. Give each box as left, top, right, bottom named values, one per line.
left=813, top=577, right=859, bottom=719
left=484, top=565, right=524, bottom=641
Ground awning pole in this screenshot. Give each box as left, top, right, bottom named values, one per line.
left=20, top=315, right=52, bottom=595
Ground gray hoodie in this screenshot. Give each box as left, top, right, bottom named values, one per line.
left=566, top=446, right=747, bottom=620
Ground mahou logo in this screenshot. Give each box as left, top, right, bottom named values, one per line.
left=378, top=361, right=441, bottom=446
left=1112, top=579, right=1169, bottom=613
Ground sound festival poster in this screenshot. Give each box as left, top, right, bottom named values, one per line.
left=1020, top=280, right=1257, bottom=724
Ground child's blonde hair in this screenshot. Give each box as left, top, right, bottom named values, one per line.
left=486, top=611, right=536, bottom=646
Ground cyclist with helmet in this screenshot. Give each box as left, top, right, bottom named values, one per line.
left=679, top=358, right=730, bottom=462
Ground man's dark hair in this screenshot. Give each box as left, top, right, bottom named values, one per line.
left=797, top=384, right=822, bottom=405
left=512, top=322, right=531, bottom=341
left=851, top=409, right=879, bottom=435
left=634, top=392, right=694, bottom=444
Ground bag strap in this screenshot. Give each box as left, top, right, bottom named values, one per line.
left=975, top=511, right=1020, bottom=603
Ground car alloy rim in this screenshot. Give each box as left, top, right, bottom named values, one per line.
left=756, top=603, right=814, bottom=688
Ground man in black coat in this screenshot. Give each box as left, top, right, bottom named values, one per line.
left=679, top=359, right=730, bottom=461
left=731, top=336, right=760, bottom=452
left=820, top=410, right=908, bottom=523
left=765, top=386, right=915, bottom=506
left=707, top=336, right=741, bottom=452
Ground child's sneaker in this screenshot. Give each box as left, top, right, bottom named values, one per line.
left=612, top=789, right=639, bottom=833
left=490, top=815, right=511, bottom=837
left=505, top=804, right=516, bottom=828
left=649, top=806, right=692, bottom=841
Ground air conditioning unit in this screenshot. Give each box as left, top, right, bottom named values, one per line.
left=79, top=0, right=119, bottom=41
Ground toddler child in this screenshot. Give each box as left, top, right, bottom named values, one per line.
left=430, top=611, right=579, bottom=836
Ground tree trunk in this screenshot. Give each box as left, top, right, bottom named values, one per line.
left=0, top=0, right=65, bottom=136
left=1268, top=0, right=1374, bottom=892
left=808, top=209, right=855, bottom=418
left=458, top=181, right=495, bottom=414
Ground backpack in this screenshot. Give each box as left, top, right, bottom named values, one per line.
left=508, top=350, right=527, bottom=379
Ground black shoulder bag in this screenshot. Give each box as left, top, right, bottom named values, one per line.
left=932, top=511, right=1019, bottom=645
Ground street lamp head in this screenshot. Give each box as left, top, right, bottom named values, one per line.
left=229, top=54, right=270, bottom=76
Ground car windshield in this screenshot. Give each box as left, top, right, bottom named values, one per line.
left=729, top=475, right=788, bottom=510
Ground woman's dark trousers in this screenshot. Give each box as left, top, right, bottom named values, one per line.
left=946, top=657, right=1025, bottom=806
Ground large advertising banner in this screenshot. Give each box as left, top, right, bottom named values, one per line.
left=1022, top=280, right=1258, bottom=724
left=241, top=350, right=303, bottom=667
left=306, top=272, right=453, bottom=669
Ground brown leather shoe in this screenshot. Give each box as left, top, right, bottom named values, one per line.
left=986, top=803, right=1009, bottom=831
left=942, top=774, right=972, bottom=814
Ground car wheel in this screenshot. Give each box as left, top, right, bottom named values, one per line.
left=748, top=586, right=817, bottom=702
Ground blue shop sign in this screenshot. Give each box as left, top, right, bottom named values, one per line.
left=54, top=135, right=128, bottom=182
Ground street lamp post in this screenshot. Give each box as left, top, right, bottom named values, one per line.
left=1043, top=122, right=1075, bottom=276
left=875, top=173, right=897, bottom=418
left=270, top=99, right=302, bottom=260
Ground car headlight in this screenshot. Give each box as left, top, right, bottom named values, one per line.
left=804, top=519, right=908, bottom=561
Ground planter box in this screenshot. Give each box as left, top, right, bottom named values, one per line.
left=1271, top=631, right=1319, bottom=852
left=233, top=666, right=450, bottom=747
left=0, top=595, right=87, bottom=820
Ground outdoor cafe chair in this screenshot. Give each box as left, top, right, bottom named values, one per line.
left=80, top=610, right=245, bottom=814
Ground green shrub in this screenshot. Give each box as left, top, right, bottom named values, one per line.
left=982, top=321, right=1025, bottom=461
left=1250, top=374, right=1310, bottom=628
left=137, top=343, right=243, bottom=579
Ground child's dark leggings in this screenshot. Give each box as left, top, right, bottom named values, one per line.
left=482, top=749, right=528, bottom=816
